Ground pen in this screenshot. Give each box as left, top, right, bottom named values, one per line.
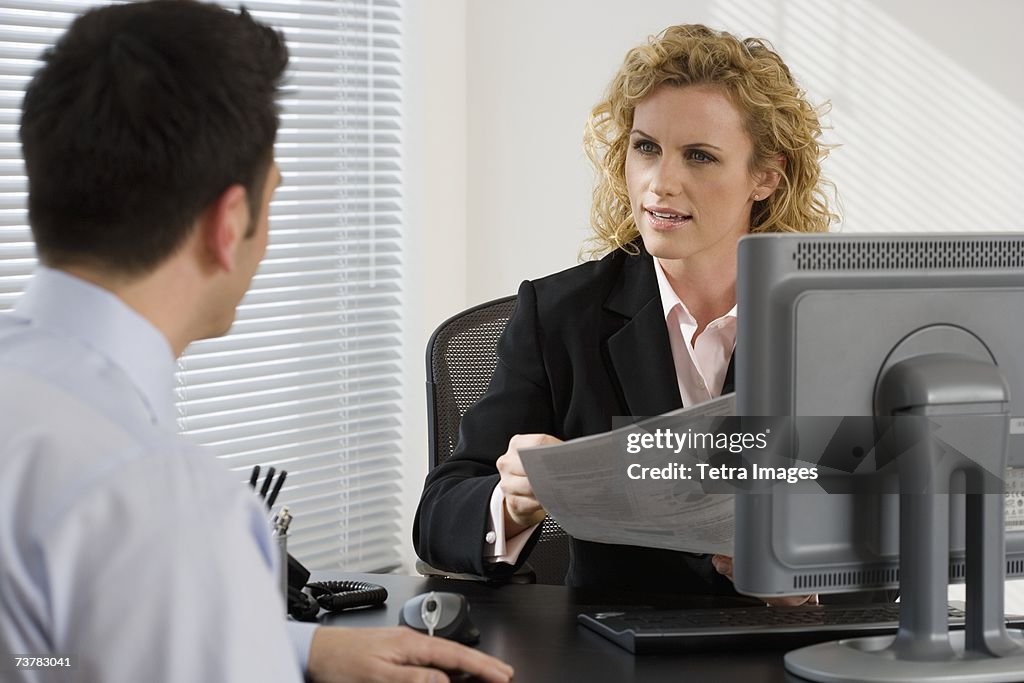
left=266, top=470, right=287, bottom=509
left=249, top=464, right=260, bottom=489
left=259, top=466, right=275, bottom=499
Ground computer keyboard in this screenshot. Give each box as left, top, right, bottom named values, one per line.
left=578, top=603, right=1011, bottom=654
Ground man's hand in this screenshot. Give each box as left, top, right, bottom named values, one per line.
left=307, top=626, right=514, bottom=683
left=711, top=554, right=817, bottom=607
left=496, top=433, right=562, bottom=537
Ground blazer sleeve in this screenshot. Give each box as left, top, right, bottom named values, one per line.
left=413, top=279, right=557, bottom=577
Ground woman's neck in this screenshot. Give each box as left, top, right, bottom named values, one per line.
left=657, top=253, right=737, bottom=334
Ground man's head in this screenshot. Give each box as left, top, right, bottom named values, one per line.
left=20, top=0, right=288, bottom=276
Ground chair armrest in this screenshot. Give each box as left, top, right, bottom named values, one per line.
left=414, top=559, right=537, bottom=585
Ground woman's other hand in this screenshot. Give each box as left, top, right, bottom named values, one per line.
left=711, top=554, right=818, bottom=607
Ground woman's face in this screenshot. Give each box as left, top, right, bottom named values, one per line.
left=626, top=84, right=772, bottom=264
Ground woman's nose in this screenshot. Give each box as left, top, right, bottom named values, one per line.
left=649, top=160, right=683, bottom=197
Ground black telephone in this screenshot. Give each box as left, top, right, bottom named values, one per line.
left=286, top=553, right=388, bottom=622
left=250, top=467, right=387, bottom=620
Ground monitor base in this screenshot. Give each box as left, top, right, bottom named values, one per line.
left=785, top=629, right=1024, bottom=683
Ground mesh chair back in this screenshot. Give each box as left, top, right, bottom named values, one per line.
left=426, top=296, right=570, bottom=585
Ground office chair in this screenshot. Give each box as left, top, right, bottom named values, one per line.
left=420, top=295, right=570, bottom=585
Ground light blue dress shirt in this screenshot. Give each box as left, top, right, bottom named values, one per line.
left=0, top=267, right=316, bottom=682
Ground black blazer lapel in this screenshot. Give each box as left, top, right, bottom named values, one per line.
left=603, top=248, right=683, bottom=417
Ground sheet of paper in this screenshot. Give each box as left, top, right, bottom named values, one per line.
left=518, top=393, right=736, bottom=556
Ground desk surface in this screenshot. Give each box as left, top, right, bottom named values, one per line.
left=316, top=572, right=800, bottom=683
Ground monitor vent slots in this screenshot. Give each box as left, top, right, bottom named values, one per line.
left=794, top=567, right=900, bottom=591
left=793, top=560, right=1024, bottom=591
left=793, top=238, right=1024, bottom=271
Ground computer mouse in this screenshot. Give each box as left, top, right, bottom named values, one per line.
left=399, top=591, right=480, bottom=644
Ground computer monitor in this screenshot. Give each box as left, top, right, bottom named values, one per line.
left=732, top=232, right=1024, bottom=682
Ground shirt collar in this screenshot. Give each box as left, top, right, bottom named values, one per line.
left=652, top=258, right=738, bottom=325
left=14, top=266, right=178, bottom=429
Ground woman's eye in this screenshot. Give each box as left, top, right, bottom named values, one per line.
left=688, top=149, right=715, bottom=163
left=632, top=139, right=658, bottom=155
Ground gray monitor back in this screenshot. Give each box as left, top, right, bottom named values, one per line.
left=733, top=232, right=1024, bottom=597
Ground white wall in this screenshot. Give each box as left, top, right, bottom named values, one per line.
left=399, top=0, right=468, bottom=571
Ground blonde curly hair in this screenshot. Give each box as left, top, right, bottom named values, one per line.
left=583, top=24, right=837, bottom=257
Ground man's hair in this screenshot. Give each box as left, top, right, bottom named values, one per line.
left=582, top=24, right=837, bottom=258
left=19, top=0, right=288, bottom=275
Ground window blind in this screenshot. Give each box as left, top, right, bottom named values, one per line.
left=0, top=0, right=405, bottom=572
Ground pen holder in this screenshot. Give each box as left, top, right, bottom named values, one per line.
left=276, top=530, right=288, bottom=611
left=273, top=505, right=294, bottom=614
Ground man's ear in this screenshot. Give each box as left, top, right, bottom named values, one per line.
left=200, top=184, right=249, bottom=272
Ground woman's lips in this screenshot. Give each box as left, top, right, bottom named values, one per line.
left=645, top=208, right=692, bottom=231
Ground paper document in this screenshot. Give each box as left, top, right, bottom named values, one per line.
left=518, top=393, right=736, bottom=556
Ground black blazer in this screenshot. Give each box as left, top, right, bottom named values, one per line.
left=413, top=245, right=738, bottom=595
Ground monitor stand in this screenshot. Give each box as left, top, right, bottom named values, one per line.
left=786, top=354, right=1024, bottom=683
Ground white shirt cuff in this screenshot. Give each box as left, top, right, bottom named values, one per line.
left=484, top=483, right=539, bottom=564
left=287, top=621, right=319, bottom=672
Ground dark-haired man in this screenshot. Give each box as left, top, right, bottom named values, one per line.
left=0, top=2, right=512, bottom=682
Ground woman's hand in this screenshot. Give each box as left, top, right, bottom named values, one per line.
left=711, top=554, right=818, bottom=607
left=496, top=433, right=562, bottom=537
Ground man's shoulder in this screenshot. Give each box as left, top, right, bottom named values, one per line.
left=0, top=320, right=159, bottom=431
left=0, top=362, right=241, bottom=531
left=0, top=363, right=131, bottom=459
